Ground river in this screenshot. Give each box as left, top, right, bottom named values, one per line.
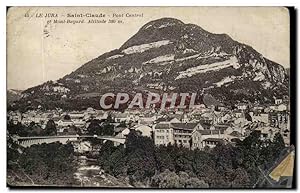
left=74, top=155, right=132, bottom=187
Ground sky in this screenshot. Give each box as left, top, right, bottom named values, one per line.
left=7, top=7, right=290, bottom=90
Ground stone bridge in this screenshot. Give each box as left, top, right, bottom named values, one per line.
left=13, top=135, right=126, bottom=148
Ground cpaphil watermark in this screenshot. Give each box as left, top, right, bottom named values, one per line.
left=99, top=93, right=197, bottom=110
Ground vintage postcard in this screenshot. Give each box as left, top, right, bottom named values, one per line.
left=7, top=7, right=294, bottom=188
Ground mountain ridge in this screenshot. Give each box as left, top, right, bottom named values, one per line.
left=10, top=18, right=289, bottom=111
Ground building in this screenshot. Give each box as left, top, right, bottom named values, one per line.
left=113, top=113, right=135, bottom=123
left=217, top=104, right=227, bottom=111
left=53, top=86, right=70, bottom=93
left=269, top=103, right=288, bottom=112
left=191, top=129, right=225, bottom=150
left=232, top=110, right=243, bottom=118
left=131, top=125, right=153, bottom=137
left=56, top=119, right=74, bottom=127
left=275, top=98, right=283, bottom=105
left=73, top=119, right=86, bottom=128
left=116, top=128, right=130, bottom=138
left=226, top=130, right=243, bottom=143
left=154, top=120, right=230, bottom=149
left=251, top=112, right=269, bottom=126
left=153, top=123, right=174, bottom=146
left=236, top=103, right=247, bottom=110
left=72, top=141, right=92, bottom=153
left=58, top=125, right=80, bottom=135
left=269, top=111, right=289, bottom=130
left=68, top=112, right=85, bottom=119
left=220, top=113, right=232, bottom=123
left=202, top=138, right=224, bottom=148
left=277, top=104, right=288, bottom=112
left=252, top=104, right=265, bottom=112
left=95, top=111, right=109, bottom=120
left=138, top=116, right=157, bottom=125
left=8, top=111, right=21, bottom=124
left=255, top=126, right=280, bottom=141
left=171, top=123, right=202, bottom=148
left=155, top=116, right=180, bottom=124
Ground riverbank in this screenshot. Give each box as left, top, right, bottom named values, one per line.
left=74, top=155, right=132, bottom=187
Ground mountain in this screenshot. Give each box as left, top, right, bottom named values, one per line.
left=285, top=68, right=290, bottom=79
left=7, top=89, right=22, bottom=105
left=11, top=18, right=289, bottom=111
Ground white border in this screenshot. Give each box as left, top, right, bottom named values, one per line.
left=1, top=0, right=299, bottom=193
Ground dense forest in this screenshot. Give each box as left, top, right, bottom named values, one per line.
left=96, top=130, right=285, bottom=188
left=7, top=141, right=78, bottom=186
left=7, top=127, right=285, bottom=188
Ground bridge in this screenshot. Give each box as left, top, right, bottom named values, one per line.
left=13, top=135, right=126, bottom=148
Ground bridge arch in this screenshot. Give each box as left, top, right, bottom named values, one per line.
left=13, top=135, right=126, bottom=148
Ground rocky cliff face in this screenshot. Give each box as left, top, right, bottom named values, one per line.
left=14, top=18, right=289, bottom=110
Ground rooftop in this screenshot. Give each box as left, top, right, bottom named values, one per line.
left=204, top=138, right=224, bottom=142
left=198, top=130, right=224, bottom=135
left=171, top=123, right=198, bottom=130
left=155, top=123, right=170, bottom=130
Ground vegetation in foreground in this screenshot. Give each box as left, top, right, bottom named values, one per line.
left=7, top=129, right=285, bottom=188
left=97, top=130, right=285, bottom=188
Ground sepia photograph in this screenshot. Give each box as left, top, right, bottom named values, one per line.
left=6, top=6, right=295, bottom=188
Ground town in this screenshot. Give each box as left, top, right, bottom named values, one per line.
left=8, top=96, right=290, bottom=152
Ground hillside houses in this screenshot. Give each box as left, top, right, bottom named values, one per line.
left=250, top=112, right=269, bottom=125
left=8, top=111, right=21, bottom=124
left=154, top=123, right=173, bottom=145
left=153, top=121, right=231, bottom=149
left=137, top=113, right=158, bottom=125
left=112, top=112, right=135, bottom=123
left=172, top=123, right=202, bottom=148
left=156, top=116, right=181, bottom=124
left=236, top=103, right=248, bottom=110
left=53, top=85, right=70, bottom=93
left=185, top=123, right=230, bottom=149
left=252, top=104, right=265, bottom=112
left=56, top=119, right=74, bottom=127
left=152, top=110, right=286, bottom=149
left=269, top=111, right=289, bottom=130
left=255, top=126, right=281, bottom=141
left=7, top=96, right=291, bottom=148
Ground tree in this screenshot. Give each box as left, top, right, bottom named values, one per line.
left=87, top=119, right=107, bottom=135
left=102, top=123, right=114, bottom=136
left=152, top=169, right=181, bottom=188
left=235, top=130, right=283, bottom=186
left=106, top=147, right=127, bottom=177
left=44, top=120, right=57, bottom=136
left=125, top=130, right=155, bottom=154
left=174, top=149, right=193, bottom=173
left=184, top=176, right=209, bottom=188
left=270, top=132, right=285, bottom=159
left=17, top=142, right=77, bottom=185
left=245, top=111, right=252, bottom=122
left=86, top=119, right=103, bottom=145
left=98, top=141, right=116, bottom=168
left=7, top=121, right=29, bottom=136
left=192, top=149, right=217, bottom=184
left=155, top=145, right=175, bottom=172
left=231, top=167, right=251, bottom=188
left=63, top=114, right=71, bottom=120
left=126, top=149, right=156, bottom=183
left=28, top=122, right=44, bottom=136
left=151, top=169, right=208, bottom=188
left=95, top=128, right=283, bottom=188
left=7, top=136, right=20, bottom=170
left=105, top=114, right=114, bottom=123
left=125, top=130, right=157, bottom=183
